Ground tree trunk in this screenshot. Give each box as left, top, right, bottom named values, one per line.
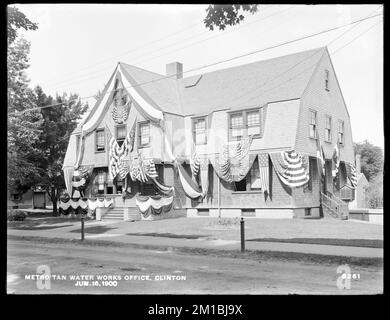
left=51, top=186, right=58, bottom=216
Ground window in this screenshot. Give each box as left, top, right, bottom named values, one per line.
left=309, top=110, right=317, bottom=139
left=229, top=108, right=263, bottom=141
left=116, top=125, right=127, bottom=146
left=247, top=110, right=261, bottom=136
left=97, top=170, right=105, bottom=194
left=95, top=129, right=105, bottom=152
left=138, top=122, right=150, bottom=147
left=193, top=117, right=207, bottom=145
left=234, top=178, right=247, bottom=192
left=230, top=113, right=244, bottom=139
left=325, top=116, right=332, bottom=142
left=116, top=180, right=123, bottom=194
left=325, top=69, right=330, bottom=91
left=338, top=120, right=344, bottom=144
left=249, top=158, right=262, bottom=191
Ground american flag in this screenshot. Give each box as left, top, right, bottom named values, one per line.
left=257, top=153, right=269, bottom=193
left=346, top=162, right=358, bottom=188
left=332, top=141, right=340, bottom=177
left=270, top=151, right=309, bottom=188
left=315, top=133, right=325, bottom=175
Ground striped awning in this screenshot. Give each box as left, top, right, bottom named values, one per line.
left=269, top=151, right=309, bottom=188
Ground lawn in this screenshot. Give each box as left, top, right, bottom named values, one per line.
left=111, top=217, right=383, bottom=241
left=8, top=216, right=383, bottom=244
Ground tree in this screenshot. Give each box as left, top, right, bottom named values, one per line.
left=7, top=10, right=43, bottom=194
left=7, top=6, right=38, bottom=44
left=34, top=87, right=88, bottom=215
left=204, top=4, right=259, bottom=31
left=353, top=140, right=383, bottom=182
left=366, top=173, right=383, bottom=208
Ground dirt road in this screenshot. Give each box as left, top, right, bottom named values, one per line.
left=7, top=239, right=382, bottom=294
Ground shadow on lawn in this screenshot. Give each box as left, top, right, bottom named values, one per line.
left=70, top=225, right=118, bottom=234
left=126, top=232, right=212, bottom=240
left=247, top=238, right=383, bottom=248
left=8, top=224, right=75, bottom=231
left=8, top=216, right=91, bottom=230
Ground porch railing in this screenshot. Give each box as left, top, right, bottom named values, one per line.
left=321, top=192, right=349, bottom=220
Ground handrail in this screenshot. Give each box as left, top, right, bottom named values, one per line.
left=321, top=192, right=349, bottom=219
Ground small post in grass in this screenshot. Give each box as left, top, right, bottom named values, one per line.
left=81, top=216, right=85, bottom=241
left=240, top=217, right=245, bottom=252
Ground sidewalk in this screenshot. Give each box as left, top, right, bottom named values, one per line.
left=7, top=219, right=383, bottom=258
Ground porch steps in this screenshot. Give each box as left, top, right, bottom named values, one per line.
left=321, top=192, right=349, bottom=220
left=102, top=208, right=123, bottom=221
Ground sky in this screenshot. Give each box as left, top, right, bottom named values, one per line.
left=14, top=4, right=383, bottom=148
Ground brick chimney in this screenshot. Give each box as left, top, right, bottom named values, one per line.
left=356, top=154, right=361, bottom=174
left=166, top=62, right=183, bottom=79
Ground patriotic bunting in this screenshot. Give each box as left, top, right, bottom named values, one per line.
left=316, top=134, right=325, bottom=175
left=177, top=161, right=203, bottom=199
left=269, top=151, right=309, bottom=188
left=345, top=162, right=358, bottom=189
left=332, top=141, right=340, bottom=178
left=257, top=153, right=269, bottom=193
left=108, top=120, right=136, bottom=180
left=136, top=194, right=173, bottom=218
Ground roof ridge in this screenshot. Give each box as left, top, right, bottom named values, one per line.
left=179, top=46, right=326, bottom=81
left=119, top=61, right=175, bottom=80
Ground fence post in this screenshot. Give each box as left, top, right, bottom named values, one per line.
left=81, top=216, right=85, bottom=241
left=240, top=217, right=245, bottom=252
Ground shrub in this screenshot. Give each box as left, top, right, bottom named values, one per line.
left=7, top=209, right=27, bottom=221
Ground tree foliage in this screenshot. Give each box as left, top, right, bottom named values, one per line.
left=34, top=87, right=88, bottom=215
left=7, top=6, right=38, bottom=44
left=7, top=7, right=88, bottom=215
left=353, top=140, right=383, bottom=182
left=7, top=17, right=43, bottom=193
left=204, top=4, right=259, bottom=31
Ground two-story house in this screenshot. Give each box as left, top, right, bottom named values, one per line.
left=62, top=47, right=357, bottom=220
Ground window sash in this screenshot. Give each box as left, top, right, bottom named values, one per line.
left=250, top=164, right=262, bottom=190
left=139, top=123, right=150, bottom=146
left=310, top=111, right=317, bottom=125
left=193, top=118, right=207, bottom=145
left=96, top=130, right=105, bottom=150
left=231, top=114, right=244, bottom=128
left=116, top=125, right=127, bottom=140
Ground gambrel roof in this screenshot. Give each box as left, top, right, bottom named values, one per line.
left=124, top=47, right=326, bottom=116
left=73, top=47, right=327, bottom=134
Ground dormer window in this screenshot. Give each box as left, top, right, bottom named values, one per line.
left=193, top=117, right=207, bottom=145
left=325, top=69, right=330, bottom=91
left=229, top=108, right=262, bottom=141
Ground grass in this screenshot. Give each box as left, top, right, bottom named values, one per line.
left=247, top=238, right=383, bottom=248
left=8, top=234, right=383, bottom=269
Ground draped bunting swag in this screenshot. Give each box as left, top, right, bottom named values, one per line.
left=269, top=151, right=310, bottom=188
left=136, top=194, right=173, bottom=218
left=177, top=161, right=203, bottom=199
left=58, top=198, right=113, bottom=215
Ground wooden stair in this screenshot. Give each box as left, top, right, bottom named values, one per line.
left=102, top=207, right=123, bottom=221
left=321, top=192, right=349, bottom=220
